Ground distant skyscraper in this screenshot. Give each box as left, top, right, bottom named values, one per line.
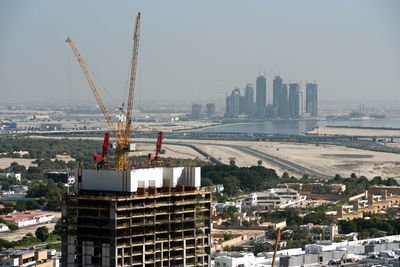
left=244, top=83, right=254, bottom=116
left=225, top=88, right=241, bottom=117
left=288, top=83, right=300, bottom=118
left=192, top=103, right=202, bottom=117
left=225, top=95, right=231, bottom=116
left=205, top=103, right=216, bottom=117
left=255, top=75, right=267, bottom=117
left=280, top=83, right=289, bottom=119
left=306, top=82, right=318, bottom=117
left=273, top=76, right=289, bottom=118
left=273, top=76, right=282, bottom=108
left=300, top=90, right=304, bottom=117
left=231, top=88, right=241, bottom=117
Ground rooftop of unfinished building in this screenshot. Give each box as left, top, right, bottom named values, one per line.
left=74, top=166, right=202, bottom=195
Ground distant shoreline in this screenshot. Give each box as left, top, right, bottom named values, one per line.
left=326, top=125, right=400, bottom=131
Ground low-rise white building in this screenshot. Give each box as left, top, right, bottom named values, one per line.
left=0, top=212, right=54, bottom=228
left=241, top=188, right=306, bottom=209
left=0, top=223, right=9, bottom=233
left=0, top=191, right=27, bottom=201
left=214, top=252, right=256, bottom=267
left=9, top=185, right=28, bottom=193
left=213, top=201, right=242, bottom=214
left=0, top=173, right=21, bottom=182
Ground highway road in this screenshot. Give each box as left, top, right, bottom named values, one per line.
left=140, top=140, right=332, bottom=180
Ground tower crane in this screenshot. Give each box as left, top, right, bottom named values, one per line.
left=66, top=12, right=141, bottom=171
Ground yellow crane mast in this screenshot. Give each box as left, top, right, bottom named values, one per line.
left=66, top=12, right=141, bottom=171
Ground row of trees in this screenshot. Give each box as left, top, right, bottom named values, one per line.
left=0, top=136, right=103, bottom=162
left=329, top=173, right=399, bottom=196
left=0, top=225, right=60, bottom=251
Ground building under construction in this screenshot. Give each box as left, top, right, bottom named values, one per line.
left=62, top=167, right=211, bottom=267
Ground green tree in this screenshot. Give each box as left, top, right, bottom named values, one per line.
left=52, top=221, right=62, bottom=236
left=201, top=177, right=214, bottom=187
left=35, top=226, right=49, bottom=242
left=339, top=220, right=357, bottom=234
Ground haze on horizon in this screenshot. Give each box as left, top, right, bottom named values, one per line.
left=0, top=0, right=399, bottom=108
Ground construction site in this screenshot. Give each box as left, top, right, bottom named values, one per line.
left=62, top=168, right=211, bottom=267
left=61, top=12, right=212, bottom=267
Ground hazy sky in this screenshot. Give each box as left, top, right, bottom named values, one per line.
left=1, top=0, right=399, bottom=107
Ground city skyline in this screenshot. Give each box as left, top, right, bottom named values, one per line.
left=225, top=73, right=318, bottom=119
left=1, top=0, right=400, bottom=107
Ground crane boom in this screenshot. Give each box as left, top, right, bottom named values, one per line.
left=67, top=12, right=141, bottom=171
left=123, top=12, right=141, bottom=143
left=66, top=37, right=117, bottom=136
left=271, top=227, right=281, bottom=267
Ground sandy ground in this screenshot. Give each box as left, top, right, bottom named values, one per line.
left=244, top=141, right=400, bottom=179
left=55, top=154, right=74, bottom=162
left=0, top=211, right=61, bottom=242
left=307, top=126, right=400, bottom=137
left=0, top=155, right=74, bottom=169
left=193, top=144, right=290, bottom=176
left=163, top=139, right=400, bottom=179
left=132, top=143, right=207, bottom=160
left=25, top=136, right=400, bottom=179
left=0, top=158, right=37, bottom=169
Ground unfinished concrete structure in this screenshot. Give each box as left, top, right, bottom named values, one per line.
left=62, top=167, right=211, bottom=267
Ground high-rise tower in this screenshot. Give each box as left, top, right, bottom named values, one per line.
left=255, top=75, right=267, bottom=117
left=306, top=82, right=318, bottom=117
left=280, top=83, right=289, bottom=119
left=272, top=76, right=282, bottom=108
left=231, top=88, right=241, bottom=117
left=244, top=83, right=254, bottom=117
left=273, top=76, right=289, bottom=118
left=288, top=83, right=300, bottom=118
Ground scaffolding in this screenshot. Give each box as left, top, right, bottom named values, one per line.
left=62, top=187, right=211, bottom=267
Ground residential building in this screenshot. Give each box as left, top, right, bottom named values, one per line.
left=0, top=173, right=21, bottom=182
left=0, top=191, right=28, bottom=201
left=272, top=76, right=289, bottom=119
left=62, top=167, right=211, bottom=266
left=10, top=185, right=28, bottom=193
left=255, top=75, right=267, bottom=117
left=325, top=190, right=400, bottom=221
left=241, top=188, right=306, bottom=209
left=205, top=103, right=216, bottom=117
left=213, top=201, right=242, bottom=214
left=299, top=223, right=339, bottom=242
left=244, top=83, right=254, bottom=117
left=288, top=83, right=300, bottom=118
left=0, top=249, right=59, bottom=267
left=225, top=88, right=241, bottom=117
left=0, top=223, right=9, bottom=233
left=0, top=211, right=54, bottom=228
left=369, top=185, right=400, bottom=195
left=191, top=104, right=202, bottom=117
left=299, top=183, right=346, bottom=200
left=306, top=82, right=318, bottom=117
left=280, top=83, right=289, bottom=118
left=205, top=184, right=224, bottom=194
left=214, top=252, right=256, bottom=267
